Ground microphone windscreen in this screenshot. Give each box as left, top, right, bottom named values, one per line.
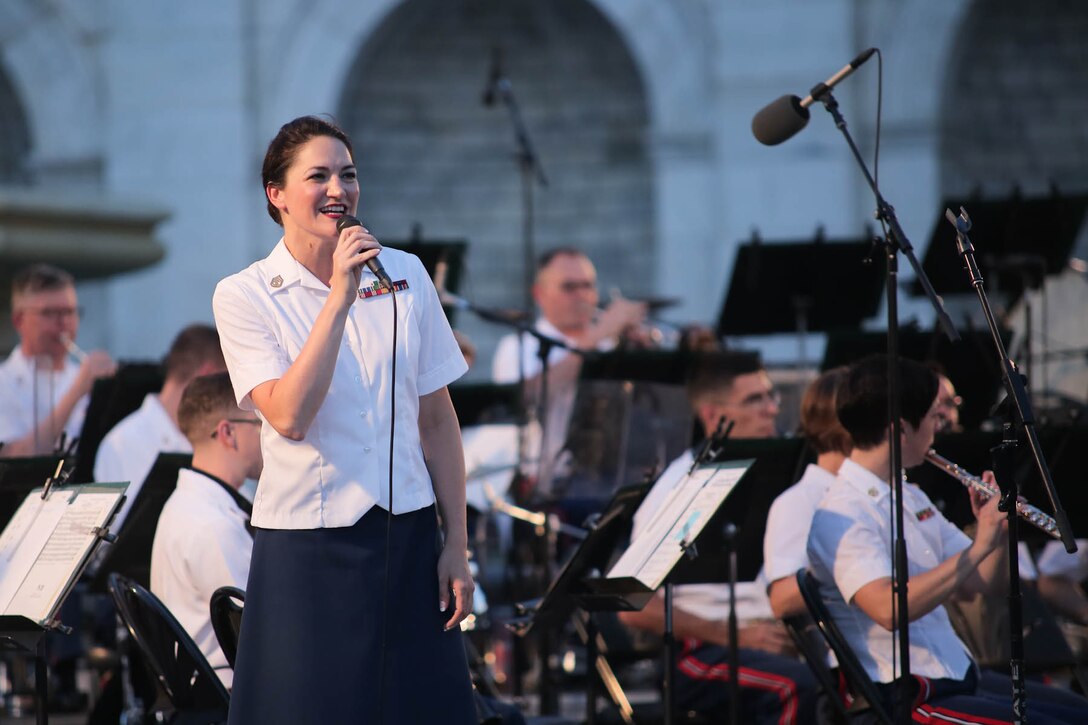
left=751, top=95, right=810, bottom=146
left=336, top=215, right=361, bottom=233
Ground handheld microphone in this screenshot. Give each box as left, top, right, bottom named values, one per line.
left=482, top=46, right=502, bottom=106
left=751, top=48, right=877, bottom=146
left=336, top=215, right=393, bottom=290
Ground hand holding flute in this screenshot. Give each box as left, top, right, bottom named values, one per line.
left=925, top=449, right=1061, bottom=539
left=61, top=334, right=118, bottom=397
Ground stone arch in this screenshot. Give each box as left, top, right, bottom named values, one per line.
left=938, top=0, right=1088, bottom=198
left=265, top=0, right=716, bottom=334
left=0, top=60, right=31, bottom=183
left=337, top=0, right=654, bottom=321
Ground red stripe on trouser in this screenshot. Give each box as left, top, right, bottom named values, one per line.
left=677, top=650, right=799, bottom=725
left=913, top=703, right=1011, bottom=725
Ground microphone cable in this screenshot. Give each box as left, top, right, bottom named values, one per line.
left=376, top=278, right=398, bottom=725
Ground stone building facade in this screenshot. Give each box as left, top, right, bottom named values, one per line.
left=1, top=0, right=1085, bottom=373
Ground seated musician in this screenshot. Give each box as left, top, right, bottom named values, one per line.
left=619, top=351, right=820, bottom=725
left=490, top=247, right=647, bottom=493
left=764, top=367, right=851, bottom=619
left=150, top=372, right=259, bottom=687
left=807, top=355, right=1088, bottom=722
left=94, top=323, right=226, bottom=530
left=0, top=264, right=116, bottom=458
left=1033, top=540, right=1088, bottom=628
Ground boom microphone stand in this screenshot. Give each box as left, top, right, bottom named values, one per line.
left=482, top=47, right=549, bottom=315
left=813, top=88, right=958, bottom=725
left=946, top=206, right=1078, bottom=725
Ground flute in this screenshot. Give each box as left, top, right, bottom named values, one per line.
left=60, top=334, right=87, bottom=363
left=924, top=449, right=1060, bottom=539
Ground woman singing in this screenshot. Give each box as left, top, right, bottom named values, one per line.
left=213, top=116, right=476, bottom=723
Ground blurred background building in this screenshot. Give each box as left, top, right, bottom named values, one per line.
left=2, top=0, right=1086, bottom=390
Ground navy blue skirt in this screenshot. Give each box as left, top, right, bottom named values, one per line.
left=228, top=505, right=477, bottom=724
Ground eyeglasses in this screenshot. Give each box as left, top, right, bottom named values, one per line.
left=210, top=418, right=261, bottom=439
left=725, top=389, right=782, bottom=410
left=25, top=306, right=83, bottom=321
left=558, top=280, right=596, bottom=294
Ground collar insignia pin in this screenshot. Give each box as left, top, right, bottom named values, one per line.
left=270, top=275, right=283, bottom=288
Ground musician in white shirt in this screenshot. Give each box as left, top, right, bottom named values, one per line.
left=95, top=323, right=225, bottom=529
left=491, top=248, right=647, bottom=493
left=0, top=264, right=115, bottom=457
left=150, top=372, right=259, bottom=688
left=807, top=355, right=1088, bottom=722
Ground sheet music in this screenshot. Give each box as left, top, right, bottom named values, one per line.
left=0, top=484, right=124, bottom=625
left=0, top=495, right=70, bottom=613
left=606, top=461, right=750, bottom=590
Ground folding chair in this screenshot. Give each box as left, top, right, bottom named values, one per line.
left=209, top=586, right=245, bottom=670
left=108, top=573, right=229, bottom=724
left=795, top=569, right=892, bottom=725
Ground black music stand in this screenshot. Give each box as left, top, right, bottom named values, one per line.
left=382, top=237, right=467, bottom=325
left=449, top=382, right=522, bottom=427
left=511, top=483, right=651, bottom=723
left=0, top=456, right=62, bottom=527
left=604, top=452, right=774, bottom=722
left=822, top=325, right=1011, bottom=432
left=72, top=362, right=163, bottom=484
left=716, top=236, right=885, bottom=361
left=0, top=481, right=125, bottom=725
left=669, top=437, right=808, bottom=585
left=91, top=453, right=191, bottom=591
left=912, top=192, right=1088, bottom=305
left=515, top=483, right=654, bottom=633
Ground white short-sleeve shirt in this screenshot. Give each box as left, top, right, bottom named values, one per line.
left=1035, top=538, right=1088, bottom=582
left=213, top=241, right=467, bottom=530
left=807, top=458, right=974, bottom=682
left=491, top=318, right=615, bottom=493
left=0, top=348, right=86, bottom=448
left=492, top=318, right=577, bottom=384
left=632, top=449, right=775, bottom=625
left=94, top=393, right=192, bottom=529
left=150, top=468, right=252, bottom=688
left=763, top=463, right=836, bottom=586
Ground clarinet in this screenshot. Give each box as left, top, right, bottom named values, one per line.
left=924, top=449, right=1061, bottom=539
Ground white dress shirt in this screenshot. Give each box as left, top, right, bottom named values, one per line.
left=492, top=318, right=581, bottom=384
left=94, top=394, right=192, bottom=530
left=150, top=468, right=252, bottom=688
left=0, top=348, right=86, bottom=449
left=213, top=240, right=467, bottom=529
left=807, top=458, right=974, bottom=682
left=763, top=463, right=836, bottom=586
left=491, top=319, right=614, bottom=494
left=632, top=449, right=775, bottom=625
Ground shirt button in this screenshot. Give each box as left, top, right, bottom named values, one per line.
left=364, top=446, right=373, bottom=453
left=354, top=375, right=361, bottom=383
left=358, top=411, right=366, bottom=417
